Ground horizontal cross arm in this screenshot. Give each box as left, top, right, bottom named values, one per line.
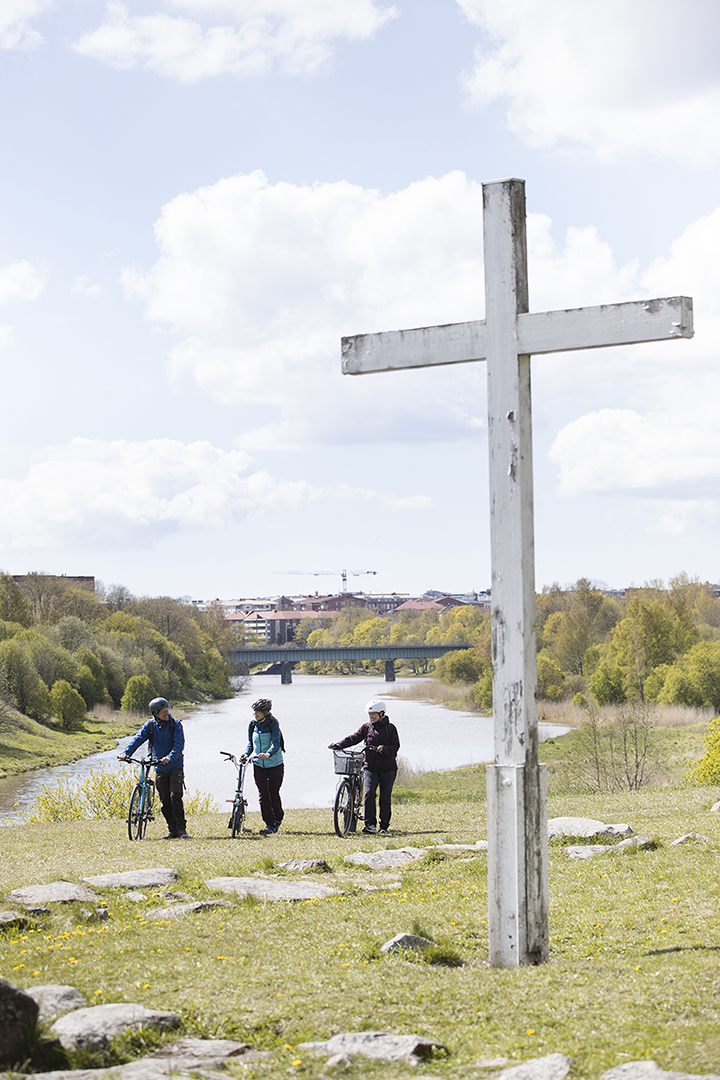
left=518, top=296, right=693, bottom=355
left=342, top=320, right=486, bottom=374
left=341, top=296, right=693, bottom=375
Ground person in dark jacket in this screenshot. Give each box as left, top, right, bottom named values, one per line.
left=245, top=698, right=284, bottom=835
left=329, top=698, right=400, bottom=835
left=119, top=696, right=189, bottom=839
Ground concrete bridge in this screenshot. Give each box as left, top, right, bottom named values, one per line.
left=228, top=643, right=474, bottom=683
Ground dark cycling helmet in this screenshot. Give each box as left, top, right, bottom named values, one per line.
left=252, top=698, right=272, bottom=713
left=149, top=696, right=170, bottom=715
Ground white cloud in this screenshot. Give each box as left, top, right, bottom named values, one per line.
left=0, top=326, right=13, bottom=348
left=71, top=275, right=103, bottom=298
left=73, top=0, right=397, bottom=81
left=458, top=0, right=720, bottom=163
left=0, top=0, right=54, bottom=49
left=0, top=437, right=430, bottom=550
left=0, top=261, right=46, bottom=304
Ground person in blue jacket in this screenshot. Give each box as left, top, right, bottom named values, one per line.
left=245, top=698, right=284, bottom=835
left=119, top=696, right=189, bottom=840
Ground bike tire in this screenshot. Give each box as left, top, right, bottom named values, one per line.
left=230, top=799, right=246, bottom=838
left=334, top=779, right=353, bottom=837
left=350, top=777, right=362, bottom=832
left=128, top=785, right=145, bottom=841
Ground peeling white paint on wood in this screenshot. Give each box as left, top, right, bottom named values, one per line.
left=340, top=177, right=694, bottom=967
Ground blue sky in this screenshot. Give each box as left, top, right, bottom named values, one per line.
left=2, top=0, right=720, bottom=600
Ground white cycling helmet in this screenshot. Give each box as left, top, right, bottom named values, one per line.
left=366, top=698, right=386, bottom=715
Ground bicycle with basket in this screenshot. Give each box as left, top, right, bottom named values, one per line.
left=332, top=747, right=364, bottom=837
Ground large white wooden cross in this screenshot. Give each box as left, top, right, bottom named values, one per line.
left=341, top=178, right=693, bottom=967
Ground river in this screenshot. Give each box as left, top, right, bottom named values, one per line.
left=0, top=674, right=567, bottom=824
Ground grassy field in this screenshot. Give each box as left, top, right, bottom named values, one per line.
left=0, top=709, right=137, bottom=779
left=2, top=733, right=720, bottom=1079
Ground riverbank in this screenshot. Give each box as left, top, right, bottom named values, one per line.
left=0, top=708, right=138, bottom=779
left=2, top=777, right=720, bottom=1078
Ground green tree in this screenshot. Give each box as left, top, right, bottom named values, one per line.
left=657, top=641, right=720, bottom=711
left=0, top=638, right=51, bottom=718
left=435, top=648, right=487, bottom=685
left=0, top=572, right=32, bottom=626
left=50, top=679, right=87, bottom=730
left=687, top=716, right=720, bottom=784
left=121, top=674, right=158, bottom=714
left=536, top=653, right=566, bottom=701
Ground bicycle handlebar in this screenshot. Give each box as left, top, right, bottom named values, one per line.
left=119, top=756, right=161, bottom=767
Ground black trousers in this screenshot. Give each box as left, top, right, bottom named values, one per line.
left=253, top=763, right=284, bottom=828
left=155, top=768, right=186, bottom=836
left=363, top=769, right=396, bottom=830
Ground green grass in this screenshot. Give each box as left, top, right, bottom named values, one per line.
left=0, top=711, right=137, bottom=779
left=2, top=772, right=720, bottom=1079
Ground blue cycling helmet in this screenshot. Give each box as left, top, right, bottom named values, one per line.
left=149, top=696, right=169, bottom=715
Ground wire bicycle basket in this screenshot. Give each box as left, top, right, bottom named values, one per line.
left=333, top=750, right=363, bottom=775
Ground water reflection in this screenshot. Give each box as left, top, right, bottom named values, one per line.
left=0, top=675, right=567, bottom=823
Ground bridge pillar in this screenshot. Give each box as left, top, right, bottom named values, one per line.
left=280, top=663, right=293, bottom=685
left=384, top=660, right=396, bottom=682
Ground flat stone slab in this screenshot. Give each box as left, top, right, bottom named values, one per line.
left=83, top=868, right=178, bottom=888
left=205, top=876, right=340, bottom=901
left=343, top=847, right=427, bottom=870
left=600, top=1062, right=720, bottom=1080
left=49, top=1002, right=180, bottom=1051
left=548, top=817, right=633, bottom=839
left=566, top=845, right=613, bottom=860
left=122, top=892, right=147, bottom=902
left=670, top=833, right=714, bottom=846
left=7, top=881, right=99, bottom=905
left=280, top=859, right=331, bottom=872
left=381, top=932, right=434, bottom=954
left=25, top=984, right=87, bottom=1021
left=500, top=1054, right=572, bottom=1080
left=151, top=900, right=232, bottom=919
left=432, top=841, right=488, bottom=851
left=299, top=1031, right=443, bottom=1063
left=30, top=1038, right=268, bottom=1080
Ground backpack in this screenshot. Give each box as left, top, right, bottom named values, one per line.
left=250, top=718, right=285, bottom=753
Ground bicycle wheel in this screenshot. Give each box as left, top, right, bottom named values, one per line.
left=128, top=785, right=145, bottom=841
left=230, top=798, right=246, bottom=838
left=333, top=779, right=353, bottom=837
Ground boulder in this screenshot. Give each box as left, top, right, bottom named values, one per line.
left=122, top=892, right=147, bottom=903
left=0, top=910, right=36, bottom=931
left=710, top=801, right=720, bottom=813
left=7, top=881, right=99, bottom=906
left=615, top=836, right=654, bottom=851
left=500, top=1054, right=572, bottom=1080
left=83, top=868, right=178, bottom=889
left=298, top=1031, right=443, bottom=1064
left=432, top=841, right=488, bottom=851
left=600, top=1061, right=720, bottom=1080
left=25, top=984, right=87, bottom=1021
left=0, top=979, right=39, bottom=1067
left=205, top=877, right=340, bottom=901
left=548, top=817, right=633, bottom=839
left=49, top=1002, right=180, bottom=1051
left=151, top=900, right=232, bottom=919
left=343, top=847, right=426, bottom=870
left=380, top=932, right=435, bottom=954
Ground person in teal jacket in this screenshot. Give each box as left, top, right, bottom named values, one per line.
left=244, top=698, right=284, bottom=835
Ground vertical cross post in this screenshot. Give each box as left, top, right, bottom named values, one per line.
left=484, top=179, right=548, bottom=966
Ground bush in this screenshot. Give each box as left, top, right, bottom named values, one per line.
left=24, top=763, right=219, bottom=823
left=121, top=674, right=158, bottom=714
left=435, top=649, right=486, bottom=685
left=687, top=716, right=720, bottom=784
left=50, top=679, right=87, bottom=730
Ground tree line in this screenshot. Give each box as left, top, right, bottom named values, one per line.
left=294, top=573, right=720, bottom=712
left=0, top=572, right=238, bottom=728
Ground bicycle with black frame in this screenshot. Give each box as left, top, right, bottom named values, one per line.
left=331, top=748, right=364, bottom=837
left=221, top=750, right=257, bottom=837
left=120, top=756, right=160, bottom=840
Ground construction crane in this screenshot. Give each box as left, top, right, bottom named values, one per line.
left=275, top=570, right=377, bottom=593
